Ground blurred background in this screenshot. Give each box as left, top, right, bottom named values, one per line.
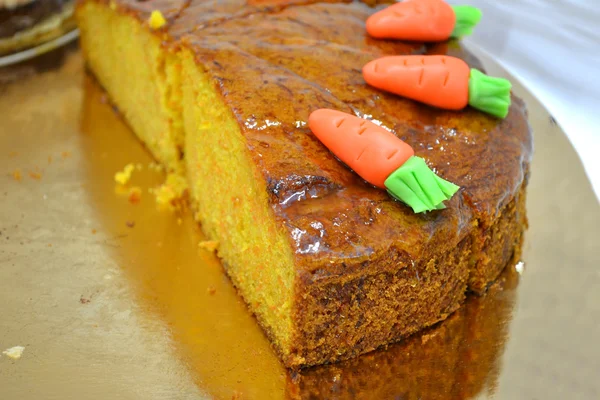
left=449, top=0, right=600, bottom=201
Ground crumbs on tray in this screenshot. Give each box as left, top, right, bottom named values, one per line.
left=128, top=187, right=142, bottom=204
left=152, top=173, right=188, bottom=210
left=2, top=346, right=25, bottom=360
left=28, top=170, right=42, bottom=180
left=11, top=169, right=22, bottom=181
left=11, top=168, right=43, bottom=182
left=148, top=162, right=164, bottom=172
left=198, top=240, right=219, bottom=253
left=114, top=162, right=188, bottom=210
left=114, top=163, right=135, bottom=185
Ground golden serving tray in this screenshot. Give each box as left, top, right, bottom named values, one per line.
left=1, top=43, right=599, bottom=399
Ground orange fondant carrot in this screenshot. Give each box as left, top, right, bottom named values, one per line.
left=363, top=55, right=469, bottom=110
left=366, top=0, right=482, bottom=41
left=308, top=109, right=459, bottom=213
left=363, top=55, right=512, bottom=118
left=308, top=109, right=414, bottom=188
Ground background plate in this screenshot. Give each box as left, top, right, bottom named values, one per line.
left=0, top=29, right=79, bottom=68
left=0, top=43, right=599, bottom=399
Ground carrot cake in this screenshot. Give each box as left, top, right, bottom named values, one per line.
left=0, top=0, right=75, bottom=55
left=75, top=0, right=532, bottom=368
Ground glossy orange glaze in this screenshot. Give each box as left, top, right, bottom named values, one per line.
left=82, top=0, right=533, bottom=279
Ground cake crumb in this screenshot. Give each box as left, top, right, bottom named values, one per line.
left=148, top=162, right=164, bottom=172
left=28, top=171, right=42, bottom=180
left=91, top=229, right=97, bottom=234
left=126, top=220, right=135, bottom=228
left=80, top=295, right=91, bottom=304
left=231, top=391, right=243, bottom=400
left=2, top=346, right=25, bottom=360
left=128, top=187, right=142, bottom=204
left=207, top=287, right=216, bottom=295
left=12, top=169, right=22, bottom=181
left=198, top=240, right=219, bottom=253
left=114, top=184, right=129, bottom=196
left=421, top=331, right=438, bottom=344
left=115, top=163, right=135, bottom=185
left=153, top=173, right=188, bottom=210
left=149, top=10, right=167, bottom=30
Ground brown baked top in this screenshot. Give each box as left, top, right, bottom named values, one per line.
left=91, top=0, right=533, bottom=279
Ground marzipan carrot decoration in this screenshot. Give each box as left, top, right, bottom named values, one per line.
left=363, top=55, right=512, bottom=118
left=309, top=109, right=459, bottom=213
left=366, top=0, right=482, bottom=41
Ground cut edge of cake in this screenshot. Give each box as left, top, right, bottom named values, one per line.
left=180, top=47, right=299, bottom=357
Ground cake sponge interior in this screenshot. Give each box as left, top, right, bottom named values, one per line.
left=77, top=3, right=184, bottom=173
left=180, top=48, right=297, bottom=354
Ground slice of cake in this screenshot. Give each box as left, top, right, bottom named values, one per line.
left=76, top=0, right=532, bottom=368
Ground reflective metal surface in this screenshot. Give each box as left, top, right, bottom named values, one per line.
left=0, top=44, right=599, bottom=399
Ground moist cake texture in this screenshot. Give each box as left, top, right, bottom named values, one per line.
left=76, top=0, right=533, bottom=368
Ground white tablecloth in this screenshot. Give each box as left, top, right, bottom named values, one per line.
left=449, top=0, right=600, bottom=201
